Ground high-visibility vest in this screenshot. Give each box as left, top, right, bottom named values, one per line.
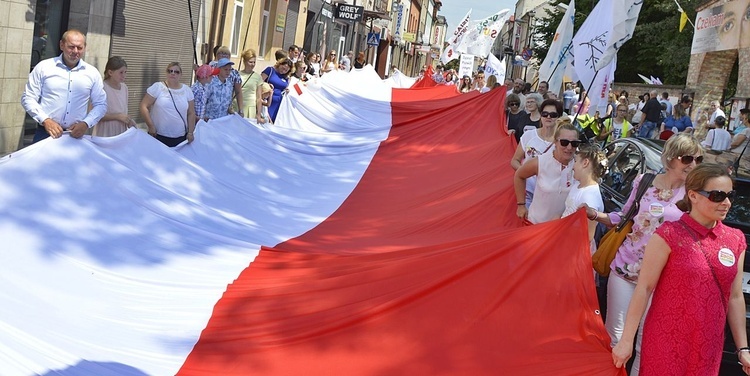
left=577, top=114, right=601, bottom=136
left=602, top=118, right=632, bottom=142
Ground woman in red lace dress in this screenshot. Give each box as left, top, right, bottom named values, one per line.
left=612, top=163, right=750, bottom=375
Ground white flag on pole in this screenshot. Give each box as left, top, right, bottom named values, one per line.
left=440, top=10, right=472, bottom=64
left=594, top=0, right=643, bottom=71
left=589, top=56, right=616, bottom=115
left=538, top=0, right=575, bottom=96
left=484, top=53, right=506, bottom=83
left=573, top=0, right=616, bottom=115
left=456, top=10, right=512, bottom=57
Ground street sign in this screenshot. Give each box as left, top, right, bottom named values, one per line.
left=335, top=4, right=363, bottom=22
left=393, top=4, right=403, bottom=42
left=367, top=32, right=380, bottom=46
left=522, top=48, right=533, bottom=61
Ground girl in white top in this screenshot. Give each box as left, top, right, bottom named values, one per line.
left=515, top=118, right=579, bottom=224
left=511, top=99, right=562, bottom=206
left=562, top=144, right=607, bottom=253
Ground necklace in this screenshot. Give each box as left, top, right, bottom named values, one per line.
left=656, top=187, right=674, bottom=201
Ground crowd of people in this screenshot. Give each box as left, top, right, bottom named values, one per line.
left=21, top=30, right=375, bottom=147
left=20, top=29, right=750, bottom=375
left=498, top=72, right=748, bottom=374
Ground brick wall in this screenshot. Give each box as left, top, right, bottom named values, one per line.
left=737, top=47, right=750, bottom=98
left=686, top=49, right=740, bottom=119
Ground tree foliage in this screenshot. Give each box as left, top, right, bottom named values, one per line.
left=532, top=0, right=700, bottom=85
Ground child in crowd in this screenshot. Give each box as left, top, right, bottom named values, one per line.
left=702, top=115, right=732, bottom=152
left=191, top=64, right=217, bottom=123
left=562, top=144, right=607, bottom=254
left=256, top=83, right=273, bottom=124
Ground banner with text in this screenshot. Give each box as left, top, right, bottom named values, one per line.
left=691, top=0, right=750, bottom=54
left=459, top=54, right=475, bottom=79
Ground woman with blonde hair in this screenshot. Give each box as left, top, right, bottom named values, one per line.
left=140, top=62, right=196, bottom=146
left=94, top=56, right=136, bottom=137
left=480, top=75, right=498, bottom=93
left=237, top=48, right=264, bottom=119
left=585, top=133, right=704, bottom=375
left=511, top=99, right=563, bottom=206
left=514, top=115, right=580, bottom=224
left=261, top=57, right=294, bottom=122
left=321, top=50, right=338, bottom=75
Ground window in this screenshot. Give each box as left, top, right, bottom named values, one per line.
left=30, top=0, right=68, bottom=70
left=230, top=1, right=244, bottom=55
left=259, top=0, right=271, bottom=57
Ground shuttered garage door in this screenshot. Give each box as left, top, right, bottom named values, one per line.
left=110, top=0, right=201, bottom=123
left=283, top=0, right=300, bottom=52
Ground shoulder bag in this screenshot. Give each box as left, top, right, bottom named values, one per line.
left=592, top=173, right=656, bottom=276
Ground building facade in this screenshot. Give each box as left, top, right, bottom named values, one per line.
left=0, top=0, right=444, bottom=156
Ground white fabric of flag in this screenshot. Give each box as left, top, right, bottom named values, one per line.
left=538, top=0, right=575, bottom=96
left=573, top=0, right=616, bottom=115
left=440, top=9, right=472, bottom=64
left=594, top=0, right=643, bottom=71
left=484, top=53, right=507, bottom=83
left=0, top=67, right=394, bottom=376
left=456, top=9, right=511, bottom=57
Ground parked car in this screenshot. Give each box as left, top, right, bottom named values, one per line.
left=597, top=137, right=750, bottom=375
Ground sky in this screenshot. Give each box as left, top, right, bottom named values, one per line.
left=438, top=0, right=516, bottom=37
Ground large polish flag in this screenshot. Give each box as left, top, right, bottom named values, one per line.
left=0, top=67, right=623, bottom=376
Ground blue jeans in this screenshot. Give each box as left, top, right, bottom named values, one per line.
left=32, top=125, right=51, bottom=143
left=638, top=121, right=656, bottom=138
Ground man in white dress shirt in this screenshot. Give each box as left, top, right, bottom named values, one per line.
left=22, top=29, right=107, bottom=143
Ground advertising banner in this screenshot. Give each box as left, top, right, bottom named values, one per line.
left=336, top=4, right=364, bottom=22
left=691, top=0, right=750, bottom=54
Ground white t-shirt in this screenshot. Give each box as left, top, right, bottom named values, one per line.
left=519, top=130, right=554, bottom=206
left=703, top=128, right=732, bottom=151
left=709, top=108, right=726, bottom=125
left=563, top=181, right=604, bottom=255
left=528, top=150, right=574, bottom=224
left=562, top=182, right=604, bottom=218
left=731, top=128, right=750, bottom=153
left=146, top=82, right=194, bottom=137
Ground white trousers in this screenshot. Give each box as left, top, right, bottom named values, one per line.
left=605, top=274, right=650, bottom=376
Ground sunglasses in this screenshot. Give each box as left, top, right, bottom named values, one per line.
left=696, top=190, right=736, bottom=203
left=675, top=155, right=704, bottom=164
left=558, top=139, right=581, bottom=148
left=508, top=102, right=520, bottom=106
left=168, top=69, right=182, bottom=74
left=541, top=111, right=560, bottom=118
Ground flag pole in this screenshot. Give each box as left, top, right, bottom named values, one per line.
left=673, top=0, right=695, bottom=28
left=187, top=0, right=199, bottom=67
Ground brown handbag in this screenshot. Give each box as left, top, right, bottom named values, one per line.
left=592, top=173, right=656, bottom=276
